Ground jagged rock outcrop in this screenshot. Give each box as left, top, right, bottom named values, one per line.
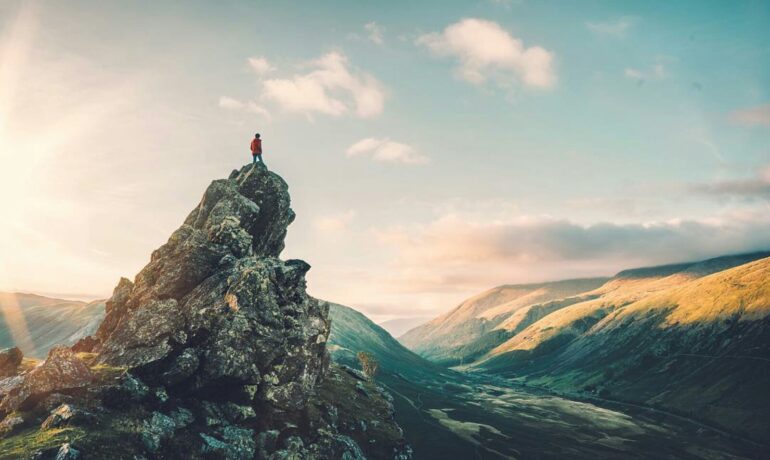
left=87, top=165, right=329, bottom=414
left=0, top=164, right=410, bottom=459
left=0, top=346, right=92, bottom=413
left=0, top=347, right=22, bottom=378
left=40, top=404, right=96, bottom=430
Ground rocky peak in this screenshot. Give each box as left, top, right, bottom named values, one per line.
left=0, top=164, right=410, bottom=459
left=185, top=165, right=295, bottom=258
left=89, top=164, right=327, bottom=412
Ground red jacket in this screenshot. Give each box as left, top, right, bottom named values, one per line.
left=250, top=138, right=262, bottom=155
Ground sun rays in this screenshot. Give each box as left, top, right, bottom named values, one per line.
left=0, top=4, right=40, bottom=353
left=0, top=3, right=145, bottom=348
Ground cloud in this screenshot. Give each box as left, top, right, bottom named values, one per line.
left=489, top=0, right=523, bottom=9
left=218, top=96, right=244, bottom=110
left=364, top=22, right=384, bottom=45
left=416, top=18, right=556, bottom=89
left=347, top=22, right=384, bottom=45
left=624, top=63, right=666, bottom=84
left=586, top=17, right=635, bottom=37
left=247, top=57, right=274, bottom=75
left=374, top=210, right=770, bottom=293
left=244, top=101, right=271, bottom=119
left=346, top=137, right=429, bottom=164
left=728, top=104, right=770, bottom=127
left=314, top=210, right=356, bottom=233
left=218, top=96, right=271, bottom=120
left=261, top=52, right=385, bottom=119
left=692, top=165, right=770, bottom=200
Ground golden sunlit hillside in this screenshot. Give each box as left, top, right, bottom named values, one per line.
left=476, top=255, right=770, bottom=441
left=399, top=278, right=608, bottom=365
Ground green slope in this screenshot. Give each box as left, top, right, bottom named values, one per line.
left=328, top=302, right=511, bottom=459
left=328, top=303, right=445, bottom=380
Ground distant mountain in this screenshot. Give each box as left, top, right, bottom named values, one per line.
left=480, top=251, right=770, bottom=365
left=399, top=278, right=609, bottom=365
left=474, top=252, right=770, bottom=441
left=325, top=300, right=767, bottom=459
left=0, top=292, right=105, bottom=358
left=378, top=316, right=430, bottom=338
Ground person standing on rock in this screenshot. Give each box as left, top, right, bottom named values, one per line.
left=250, top=133, right=265, bottom=167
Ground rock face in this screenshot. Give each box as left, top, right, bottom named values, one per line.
left=89, top=165, right=329, bottom=414
left=0, top=346, right=92, bottom=413
left=0, top=347, right=22, bottom=377
left=0, top=164, right=410, bottom=459
left=41, top=404, right=95, bottom=430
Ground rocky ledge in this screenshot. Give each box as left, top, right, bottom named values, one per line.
left=0, top=164, right=411, bottom=460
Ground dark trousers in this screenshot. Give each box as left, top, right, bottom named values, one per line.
left=252, top=154, right=265, bottom=166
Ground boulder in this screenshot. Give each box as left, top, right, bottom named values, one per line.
left=309, top=434, right=366, bottom=460
left=0, top=347, right=22, bottom=378
left=0, top=346, right=92, bottom=413
left=168, top=407, right=194, bottom=428
left=54, top=443, right=81, bottom=460
left=200, top=425, right=255, bottom=460
left=256, top=430, right=280, bottom=459
left=97, top=298, right=184, bottom=368
left=141, top=411, right=177, bottom=452
left=31, top=443, right=81, bottom=460
left=0, top=375, right=23, bottom=400
left=41, top=404, right=95, bottom=430
left=199, top=400, right=256, bottom=426
left=269, top=436, right=307, bottom=460
left=160, top=348, right=199, bottom=386
left=101, top=373, right=149, bottom=409
left=0, top=414, right=25, bottom=438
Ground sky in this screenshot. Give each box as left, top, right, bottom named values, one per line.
left=0, top=0, right=769, bottom=322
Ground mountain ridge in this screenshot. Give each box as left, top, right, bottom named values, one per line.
left=399, top=277, right=610, bottom=365
left=472, top=253, right=770, bottom=441
left=402, top=251, right=770, bottom=367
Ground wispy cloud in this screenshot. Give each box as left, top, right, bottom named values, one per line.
left=416, top=18, right=556, bottom=89
left=489, top=0, right=523, bottom=9
left=314, top=210, right=356, bottom=232
left=346, top=137, right=429, bottom=164
left=364, top=22, right=384, bottom=45
left=218, top=96, right=271, bottom=119
left=348, top=22, right=385, bottom=45
left=586, top=17, right=635, bottom=38
left=728, top=104, right=770, bottom=127
left=692, top=165, right=770, bottom=200
left=218, top=96, right=244, bottom=110
left=247, top=56, right=275, bottom=76
left=624, top=63, right=666, bottom=85
left=261, top=51, right=385, bottom=119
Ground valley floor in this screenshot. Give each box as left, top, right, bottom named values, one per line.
left=380, top=370, right=768, bottom=460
